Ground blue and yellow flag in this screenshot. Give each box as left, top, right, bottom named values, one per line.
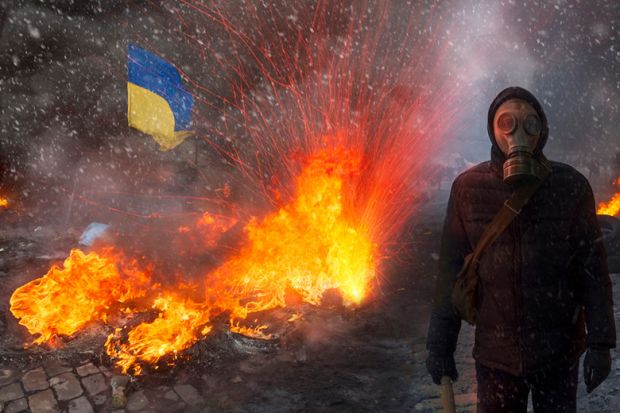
left=128, top=44, right=193, bottom=151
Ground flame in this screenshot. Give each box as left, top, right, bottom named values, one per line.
left=10, top=248, right=153, bottom=345
left=105, top=293, right=212, bottom=374
left=11, top=144, right=376, bottom=373
left=196, top=212, right=238, bottom=247
left=176, top=212, right=237, bottom=248
left=9, top=0, right=465, bottom=373
left=0, top=196, right=8, bottom=208
left=597, top=177, right=620, bottom=217
left=204, top=143, right=375, bottom=323
left=109, top=143, right=376, bottom=373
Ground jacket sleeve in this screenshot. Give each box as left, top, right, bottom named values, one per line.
left=573, top=180, right=616, bottom=349
left=426, top=179, right=471, bottom=355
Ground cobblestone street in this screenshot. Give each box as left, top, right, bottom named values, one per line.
left=0, top=359, right=208, bottom=412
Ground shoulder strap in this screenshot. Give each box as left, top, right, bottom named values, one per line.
left=470, top=163, right=552, bottom=264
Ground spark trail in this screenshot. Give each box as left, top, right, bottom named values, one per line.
left=11, top=1, right=470, bottom=373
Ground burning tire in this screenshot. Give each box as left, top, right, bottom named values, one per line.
left=598, top=215, right=620, bottom=274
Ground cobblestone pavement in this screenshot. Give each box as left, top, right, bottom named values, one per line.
left=0, top=359, right=205, bottom=412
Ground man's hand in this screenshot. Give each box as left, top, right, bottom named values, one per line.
left=426, top=353, right=458, bottom=385
left=584, top=347, right=612, bottom=393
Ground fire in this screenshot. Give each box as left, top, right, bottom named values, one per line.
left=597, top=177, right=620, bottom=217
left=195, top=212, right=238, bottom=247
left=11, top=143, right=376, bottom=373
left=10, top=0, right=466, bottom=374
left=105, top=293, right=212, bottom=375
left=0, top=196, right=8, bottom=208
left=10, top=248, right=153, bottom=345
left=176, top=212, right=237, bottom=247
left=110, top=143, right=375, bottom=372
left=205, top=143, right=375, bottom=321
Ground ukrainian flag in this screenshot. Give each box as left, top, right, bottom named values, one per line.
left=128, top=44, right=193, bottom=151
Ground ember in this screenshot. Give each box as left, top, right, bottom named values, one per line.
left=598, top=177, right=620, bottom=217
left=0, top=196, right=8, bottom=208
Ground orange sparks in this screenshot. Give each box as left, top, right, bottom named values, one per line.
left=597, top=177, right=620, bottom=217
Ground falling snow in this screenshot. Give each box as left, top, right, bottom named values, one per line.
left=0, top=1, right=618, bottom=412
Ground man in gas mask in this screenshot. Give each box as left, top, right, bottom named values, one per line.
left=425, top=86, right=616, bottom=412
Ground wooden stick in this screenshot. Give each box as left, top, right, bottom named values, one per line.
left=440, top=376, right=456, bottom=413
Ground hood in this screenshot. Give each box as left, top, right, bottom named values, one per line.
left=487, top=86, right=549, bottom=164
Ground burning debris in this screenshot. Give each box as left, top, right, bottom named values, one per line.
left=10, top=143, right=377, bottom=375
left=598, top=177, right=620, bottom=217
left=9, top=248, right=154, bottom=347
left=7, top=0, right=465, bottom=378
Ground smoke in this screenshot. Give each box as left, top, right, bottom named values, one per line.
left=430, top=0, right=619, bottom=189
left=0, top=0, right=617, bottom=223
left=1, top=0, right=617, bottom=374
left=429, top=1, right=541, bottom=166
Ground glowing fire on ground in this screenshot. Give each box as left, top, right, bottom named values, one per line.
left=597, top=177, right=620, bottom=217
left=0, top=196, right=8, bottom=208
left=105, top=293, right=213, bottom=376
left=209, top=144, right=375, bottom=309
left=10, top=248, right=154, bottom=345
left=11, top=144, right=376, bottom=373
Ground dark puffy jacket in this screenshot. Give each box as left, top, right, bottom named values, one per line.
left=426, top=145, right=616, bottom=375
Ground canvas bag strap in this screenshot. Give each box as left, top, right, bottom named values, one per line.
left=470, top=163, right=552, bottom=264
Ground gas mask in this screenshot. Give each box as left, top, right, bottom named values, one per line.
left=493, top=99, right=547, bottom=185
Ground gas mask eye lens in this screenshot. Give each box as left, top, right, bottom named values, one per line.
left=524, top=114, right=542, bottom=136
left=497, top=113, right=516, bottom=133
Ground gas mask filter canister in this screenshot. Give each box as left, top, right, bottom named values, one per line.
left=493, top=101, right=546, bottom=185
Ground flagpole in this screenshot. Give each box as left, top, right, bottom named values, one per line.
left=64, top=172, right=79, bottom=228
left=194, top=136, right=199, bottom=168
